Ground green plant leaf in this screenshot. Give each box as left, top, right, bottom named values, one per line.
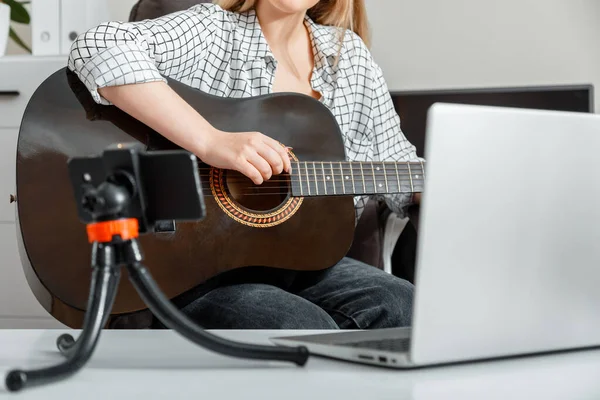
left=5, top=0, right=30, bottom=24
left=9, top=26, right=32, bottom=53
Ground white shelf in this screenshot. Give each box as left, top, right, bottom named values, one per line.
left=0, top=56, right=67, bottom=128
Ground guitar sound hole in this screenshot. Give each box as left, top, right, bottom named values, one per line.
left=225, top=171, right=290, bottom=212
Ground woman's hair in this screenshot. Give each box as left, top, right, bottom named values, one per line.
left=213, top=0, right=370, bottom=48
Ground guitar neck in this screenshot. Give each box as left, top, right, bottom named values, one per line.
left=290, top=161, right=425, bottom=197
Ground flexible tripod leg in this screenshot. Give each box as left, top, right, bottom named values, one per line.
left=57, top=241, right=121, bottom=356
left=126, top=262, right=309, bottom=366
left=57, top=269, right=121, bottom=357
left=4, top=265, right=119, bottom=392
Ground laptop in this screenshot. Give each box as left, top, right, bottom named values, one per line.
left=270, top=103, right=600, bottom=368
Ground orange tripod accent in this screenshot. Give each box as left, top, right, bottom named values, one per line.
left=86, top=219, right=139, bottom=243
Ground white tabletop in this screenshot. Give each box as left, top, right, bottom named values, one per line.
left=1, top=329, right=600, bottom=399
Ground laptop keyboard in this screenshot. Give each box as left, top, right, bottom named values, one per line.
left=337, top=338, right=411, bottom=353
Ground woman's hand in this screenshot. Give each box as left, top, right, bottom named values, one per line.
left=198, top=129, right=292, bottom=185
left=97, top=81, right=291, bottom=185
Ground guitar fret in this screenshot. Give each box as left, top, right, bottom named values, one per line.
left=420, top=160, right=426, bottom=180
left=376, top=162, right=385, bottom=193
left=394, top=163, right=401, bottom=193
left=371, top=162, right=377, bottom=194
left=407, top=162, right=414, bottom=192
left=360, top=163, right=366, bottom=194
left=330, top=162, right=336, bottom=195
left=321, top=162, right=327, bottom=195
left=383, top=165, right=398, bottom=192
left=313, top=162, right=319, bottom=195
left=297, top=162, right=304, bottom=196
left=350, top=163, right=356, bottom=194
left=319, top=162, right=327, bottom=195
left=341, top=163, right=353, bottom=195
left=324, top=162, right=334, bottom=195
left=305, top=162, right=312, bottom=196
left=350, top=163, right=364, bottom=194
left=290, top=162, right=298, bottom=196
left=382, top=163, right=389, bottom=193
left=339, top=162, right=346, bottom=195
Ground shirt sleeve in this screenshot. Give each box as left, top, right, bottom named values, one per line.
left=67, top=4, right=220, bottom=105
left=370, top=63, right=425, bottom=219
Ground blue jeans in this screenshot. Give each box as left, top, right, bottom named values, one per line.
left=181, top=257, right=414, bottom=329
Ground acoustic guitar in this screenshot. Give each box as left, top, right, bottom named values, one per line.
left=15, top=68, right=425, bottom=327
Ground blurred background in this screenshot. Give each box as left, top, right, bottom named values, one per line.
left=1, top=0, right=598, bottom=329
left=6, top=0, right=600, bottom=112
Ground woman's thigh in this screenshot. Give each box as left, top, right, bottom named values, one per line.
left=181, top=283, right=340, bottom=329
left=296, top=258, right=414, bottom=329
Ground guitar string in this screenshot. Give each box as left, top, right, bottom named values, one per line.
left=196, top=186, right=422, bottom=196
left=198, top=161, right=425, bottom=171
left=195, top=179, right=422, bottom=187
left=195, top=180, right=423, bottom=189
left=196, top=192, right=422, bottom=197
left=196, top=178, right=423, bottom=187
left=196, top=181, right=424, bottom=196
left=196, top=170, right=423, bottom=175
left=195, top=178, right=423, bottom=184
left=193, top=162, right=426, bottom=170
left=195, top=175, right=423, bottom=184
left=196, top=191, right=422, bottom=196
left=194, top=169, right=424, bottom=176
left=194, top=163, right=425, bottom=173
left=195, top=170, right=424, bottom=179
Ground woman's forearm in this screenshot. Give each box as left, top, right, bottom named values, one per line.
left=98, top=81, right=214, bottom=158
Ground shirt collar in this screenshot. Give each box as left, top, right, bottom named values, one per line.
left=237, top=8, right=349, bottom=91
left=238, top=9, right=341, bottom=65
left=304, top=15, right=350, bottom=92
left=237, top=8, right=275, bottom=62
left=303, top=14, right=341, bottom=66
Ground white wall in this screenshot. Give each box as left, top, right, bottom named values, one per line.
left=365, top=0, right=600, bottom=113
left=8, top=0, right=600, bottom=113
left=107, top=0, right=138, bottom=21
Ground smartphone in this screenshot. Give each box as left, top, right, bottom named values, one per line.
left=68, top=143, right=205, bottom=233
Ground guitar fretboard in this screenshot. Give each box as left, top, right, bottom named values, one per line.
left=290, top=161, right=425, bottom=197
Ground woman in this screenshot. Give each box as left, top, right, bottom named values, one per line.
left=68, top=0, right=422, bottom=329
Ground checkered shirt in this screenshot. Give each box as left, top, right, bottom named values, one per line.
left=68, top=3, right=420, bottom=222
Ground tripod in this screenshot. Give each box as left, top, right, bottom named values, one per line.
left=5, top=147, right=309, bottom=392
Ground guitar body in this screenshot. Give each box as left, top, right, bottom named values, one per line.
left=16, top=68, right=355, bottom=327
